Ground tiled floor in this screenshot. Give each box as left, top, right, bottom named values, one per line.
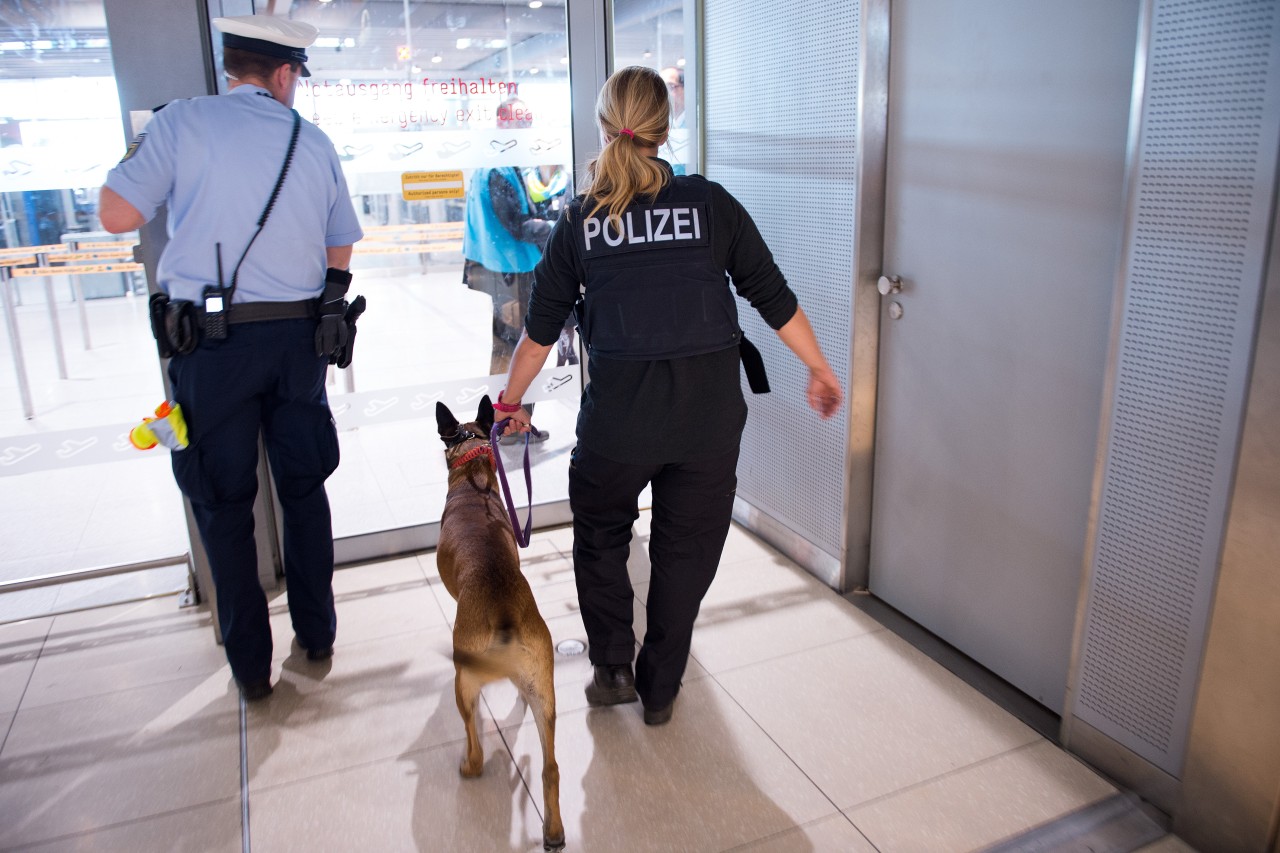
left=0, top=513, right=1197, bottom=852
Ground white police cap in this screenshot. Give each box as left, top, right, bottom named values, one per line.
left=213, top=15, right=318, bottom=78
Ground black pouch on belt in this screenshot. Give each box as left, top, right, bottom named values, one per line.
left=739, top=336, right=771, bottom=394
left=148, top=292, right=175, bottom=358
left=164, top=299, right=200, bottom=356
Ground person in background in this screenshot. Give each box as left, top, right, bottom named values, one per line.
left=462, top=97, right=572, bottom=440
left=521, top=162, right=578, bottom=368
left=98, top=15, right=363, bottom=702
left=660, top=66, right=686, bottom=128
left=493, top=66, right=843, bottom=726
left=659, top=66, right=689, bottom=174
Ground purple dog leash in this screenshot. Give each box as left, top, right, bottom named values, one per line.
left=490, top=419, right=533, bottom=547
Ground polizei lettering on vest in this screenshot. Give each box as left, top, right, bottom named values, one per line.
left=581, top=203, right=704, bottom=254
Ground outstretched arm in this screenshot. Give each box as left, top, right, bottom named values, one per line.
left=775, top=307, right=843, bottom=419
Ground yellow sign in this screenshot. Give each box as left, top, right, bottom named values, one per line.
left=12, top=262, right=142, bottom=277
left=49, top=250, right=135, bottom=262
left=402, top=170, right=465, bottom=201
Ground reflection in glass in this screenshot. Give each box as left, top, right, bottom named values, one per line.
left=611, top=0, right=697, bottom=174
left=0, top=0, right=186, bottom=621
left=282, top=1, right=578, bottom=537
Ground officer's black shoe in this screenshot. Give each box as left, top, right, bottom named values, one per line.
left=295, top=636, right=334, bottom=661
left=238, top=678, right=273, bottom=702
left=305, top=645, right=334, bottom=662
left=585, top=664, right=638, bottom=706
left=643, top=699, right=675, bottom=727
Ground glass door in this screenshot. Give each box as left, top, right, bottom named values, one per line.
left=610, top=0, right=699, bottom=175
left=276, top=1, right=581, bottom=558
left=0, top=0, right=190, bottom=622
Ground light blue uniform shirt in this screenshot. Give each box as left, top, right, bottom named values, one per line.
left=106, top=85, right=363, bottom=304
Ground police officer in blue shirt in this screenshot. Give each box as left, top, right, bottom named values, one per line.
left=99, top=15, right=364, bottom=702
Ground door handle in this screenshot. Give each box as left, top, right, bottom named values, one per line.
left=877, top=275, right=902, bottom=295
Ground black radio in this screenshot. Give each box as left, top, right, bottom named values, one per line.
left=202, top=284, right=229, bottom=340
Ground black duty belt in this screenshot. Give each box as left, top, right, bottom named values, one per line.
left=201, top=299, right=319, bottom=324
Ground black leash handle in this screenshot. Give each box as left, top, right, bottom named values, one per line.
left=490, top=419, right=533, bottom=548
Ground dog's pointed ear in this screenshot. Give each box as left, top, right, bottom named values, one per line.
left=435, top=401, right=459, bottom=441
left=477, top=395, right=495, bottom=433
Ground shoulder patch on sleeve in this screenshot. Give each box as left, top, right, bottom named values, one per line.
left=118, top=133, right=146, bottom=164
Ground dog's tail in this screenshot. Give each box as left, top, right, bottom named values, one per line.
left=453, top=624, right=523, bottom=679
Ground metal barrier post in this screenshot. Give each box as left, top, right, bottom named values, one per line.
left=64, top=237, right=92, bottom=350
left=1, top=266, right=35, bottom=419
left=71, top=275, right=92, bottom=349
left=37, top=253, right=69, bottom=380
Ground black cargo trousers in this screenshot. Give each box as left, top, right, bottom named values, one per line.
left=568, top=443, right=740, bottom=711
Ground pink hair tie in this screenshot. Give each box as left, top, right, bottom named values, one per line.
left=618, top=128, right=635, bottom=139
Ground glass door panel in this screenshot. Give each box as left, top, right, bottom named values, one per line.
left=0, top=0, right=189, bottom=622
left=611, top=0, right=698, bottom=174
left=277, top=1, right=577, bottom=542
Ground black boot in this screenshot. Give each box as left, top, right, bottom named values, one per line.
left=585, top=664, right=638, bottom=706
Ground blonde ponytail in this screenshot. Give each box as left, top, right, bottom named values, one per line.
left=581, top=66, right=671, bottom=221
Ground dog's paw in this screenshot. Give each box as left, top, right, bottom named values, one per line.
left=459, top=756, right=484, bottom=778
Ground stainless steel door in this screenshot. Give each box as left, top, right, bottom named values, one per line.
left=869, top=0, right=1140, bottom=711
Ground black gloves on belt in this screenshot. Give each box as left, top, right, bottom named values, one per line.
left=315, top=267, right=353, bottom=363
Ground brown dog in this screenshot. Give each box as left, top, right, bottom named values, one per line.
left=435, top=396, right=563, bottom=852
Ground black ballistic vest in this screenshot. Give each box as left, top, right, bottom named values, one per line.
left=572, top=179, right=742, bottom=360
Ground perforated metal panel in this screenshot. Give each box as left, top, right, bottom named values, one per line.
left=1075, top=0, right=1280, bottom=774
left=704, top=0, right=857, bottom=562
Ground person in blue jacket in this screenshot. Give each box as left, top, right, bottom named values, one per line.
left=462, top=98, right=571, bottom=439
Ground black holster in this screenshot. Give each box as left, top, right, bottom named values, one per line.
left=148, top=292, right=199, bottom=357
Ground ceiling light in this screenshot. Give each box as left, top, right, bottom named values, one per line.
left=432, top=53, right=443, bottom=63
left=677, top=58, right=686, bottom=68
left=529, top=1, right=543, bottom=7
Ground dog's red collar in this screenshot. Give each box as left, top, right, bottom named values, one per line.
left=450, top=444, right=494, bottom=469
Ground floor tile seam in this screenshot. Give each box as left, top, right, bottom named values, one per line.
left=837, top=737, right=1051, bottom=816
left=287, top=620, right=455, bottom=657
left=24, top=607, right=209, bottom=647
left=690, top=622, right=891, bottom=679
left=273, top=578, right=438, bottom=611
left=424, top=575, right=458, bottom=628
left=483, top=692, right=545, bottom=823
left=2, top=618, right=57, bottom=736
left=15, top=664, right=235, bottom=714
left=242, top=731, right=478, bottom=798
left=0, top=795, right=243, bottom=852
left=718, top=812, right=883, bottom=853
left=8, top=668, right=241, bottom=715
left=705, top=670, right=860, bottom=830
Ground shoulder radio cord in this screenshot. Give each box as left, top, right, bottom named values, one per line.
left=219, top=109, right=302, bottom=303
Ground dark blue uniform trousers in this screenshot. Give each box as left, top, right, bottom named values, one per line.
left=568, top=444, right=740, bottom=711
left=168, top=320, right=340, bottom=684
